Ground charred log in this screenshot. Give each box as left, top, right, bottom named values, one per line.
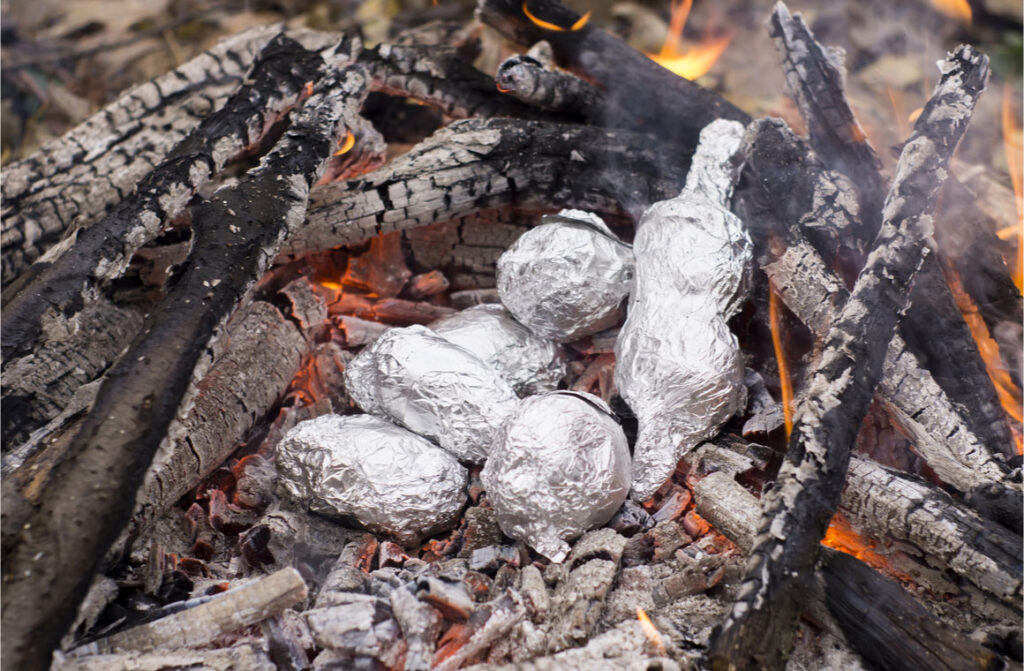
left=707, top=45, right=991, bottom=670
left=495, top=53, right=603, bottom=119
left=0, top=61, right=367, bottom=671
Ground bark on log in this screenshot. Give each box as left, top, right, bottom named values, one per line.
left=707, top=45, right=990, bottom=670
left=0, top=26, right=284, bottom=286
left=0, top=58, right=367, bottom=671
left=283, top=118, right=690, bottom=258
left=475, top=0, right=750, bottom=148
left=2, top=33, right=333, bottom=363
left=741, top=119, right=1019, bottom=522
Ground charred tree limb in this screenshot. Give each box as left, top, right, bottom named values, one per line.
left=769, top=3, right=1017, bottom=452
left=495, top=53, right=603, bottom=118
left=707, top=46, right=991, bottom=671
left=1, top=34, right=333, bottom=364
left=475, top=0, right=749, bottom=148
left=0, top=59, right=367, bottom=671
left=741, top=119, right=1018, bottom=518
left=0, top=26, right=283, bottom=286
left=282, top=118, right=691, bottom=258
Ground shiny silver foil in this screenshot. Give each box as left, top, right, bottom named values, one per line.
left=496, top=210, right=634, bottom=342
left=482, top=391, right=631, bottom=562
left=615, top=120, right=752, bottom=502
left=276, top=414, right=467, bottom=545
left=430, top=304, right=566, bottom=396
left=343, top=325, right=519, bottom=463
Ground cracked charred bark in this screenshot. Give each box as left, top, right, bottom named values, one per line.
left=0, top=58, right=367, bottom=671
left=707, top=45, right=991, bottom=670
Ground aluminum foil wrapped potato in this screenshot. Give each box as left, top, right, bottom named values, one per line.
left=431, top=304, right=566, bottom=395
left=482, top=391, right=631, bottom=562
left=343, top=324, right=519, bottom=463
left=496, top=210, right=634, bottom=342
left=615, top=120, right=752, bottom=502
left=277, top=414, right=467, bottom=545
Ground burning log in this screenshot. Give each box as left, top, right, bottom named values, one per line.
left=707, top=45, right=991, bottom=670
left=475, top=0, right=749, bottom=148
left=0, top=60, right=368, bottom=671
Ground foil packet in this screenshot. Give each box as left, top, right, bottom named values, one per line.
left=482, top=391, right=631, bottom=562
left=276, top=414, right=467, bottom=545
left=343, top=324, right=519, bottom=463
left=496, top=210, right=634, bottom=342
left=615, top=120, right=752, bottom=501
left=430, top=304, right=566, bottom=396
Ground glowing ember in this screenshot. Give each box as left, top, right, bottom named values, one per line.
left=822, top=512, right=912, bottom=582
left=333, top=130, right=356, bottom=156
left=768, top=284, right=794, bottom=438
left=647, top=0, right=731, bottom=81
left=522, top=1, right=590, bottom=32
left=636, top=607, right=666, bottom=656
left=930, top=0, right=972, bottom=22
left=1001, top=85, right=1023, bottom=291
left=945, top=269, right=1023, bottom=454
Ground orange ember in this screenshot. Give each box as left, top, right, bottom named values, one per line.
left=333, top=130, right=356, bottom=157
left=946, top=269, right=1024, bottom=454
left=1001, top=85, right=1023, bottom=291
left=636, top=607, right=667, bottom=656
left=930, top=0, right=972, bottom=22
left=823, top=513, right=912, bottom=581
left=522, top=1, right=590, bottom=32
left=647, top=0, right=731, bottom=81
left=768, top=284, right=794, bottom=438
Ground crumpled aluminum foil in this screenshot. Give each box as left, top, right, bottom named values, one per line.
left=496, top=210, right=634, bottom=342
left=343, top=324, right=519, bottom=463
left=615, top=120, right=752, bottom=502
left=430, top=304, right=566, bottom=396
left=482, top=391, right=631, bottom=562
left=276, top=414, right=467, bottom=545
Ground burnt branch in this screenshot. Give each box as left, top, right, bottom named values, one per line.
left=495, top=53, right=602, bottom=118
left=707, top=45, right=991, bottom=670
left=281, top=118, right=692, bottom=258
left=475, top=0, right=750, bottom=148
left=0, top=61, right=367, bottom=671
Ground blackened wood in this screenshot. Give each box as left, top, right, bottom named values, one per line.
left=283, top=118, right=690, bottom=258
left=0, top=62, right=366, bottom=671
left=1, top=34, right=330, bottom=363
left=742, top=119, right=1018, bottom=518
left=707, top=45, right=990, bottom=671
left=0, top=26, right=283, bottom=286
left=495, top=53, right=602, bottom=118
left=820, top=549, right=1003, bottom=671
left=475, top=0, right=749, bottom=148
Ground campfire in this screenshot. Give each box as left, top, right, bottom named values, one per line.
left=2, top=1, right=1021, bottom=670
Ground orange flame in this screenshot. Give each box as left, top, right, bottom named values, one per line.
left=1001, top=85, right=1023, bottom=291
left=768, top=284, right=794, bottom=438
left=647, top=0, right=731, bottom=81
left=822, top=513, right=912, bottom=580
left=333, top=130, right=355, bottom=157
left=946, top=269, right=1024, bottom=454
left=930, top=0, right=972, bottom=22
left=636, top=607, right=666, bottom=656
left=522, top=1, right=590, bottom=32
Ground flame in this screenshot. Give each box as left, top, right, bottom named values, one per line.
left=1002, top=85, right=1023, bottom=291
left=946, top=269, right=1024, bottom=453
left=522, top=2, right=590, bottom=32
left=647, top=0, right=731, bottom=80
left=930, top=0, right=972, bottom=22
left=822, top=513, right=912, bottom=580
left=636, top=607, right=666, bottom=656
left=333, top=130, right=355, bottom=157
left=768, top=285, right=794, bottom=438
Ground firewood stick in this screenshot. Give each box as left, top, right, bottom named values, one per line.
left=283, top=118, right=691, bottom=259
left=2, top=33, right=334, bottom=368
left=0, top=61, right=367, bottom=671
left=706, top=45, right=991, bottom=670
left=769, top=3, right=1018, bottom=454
left=0, top=26, right=287, bottom=287
left=494, top=53, right=603, bottom=118
left=475, top=0, right=750, bottom=149
left=73, top=568, right=307, bottom=655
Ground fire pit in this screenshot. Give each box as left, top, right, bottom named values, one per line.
left=1, top=0, right=1021, bottom=670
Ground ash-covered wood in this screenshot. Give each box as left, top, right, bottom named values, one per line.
left=282, top=118, right=690, bottom=258
left=0, top=26, right=289, bottom=286
left=0, top=62, right=367, bottom=671
left=2, top=34, right=331, bottom=363
left=475, top=0, right=749, bottom=148
left=53, top=644, right=275, bottom=671
left=495, top=52, right=602, bottom=118
left=708, top=45, right=991, bottom=671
